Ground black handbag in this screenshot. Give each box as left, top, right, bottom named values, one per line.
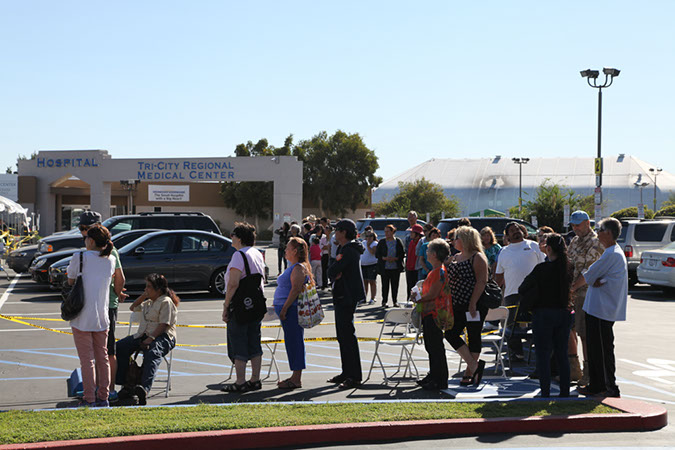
left=125, top=350, right=143, bottom=389
left=228, top=250, right=266, bottom=324
left=61, top=252, right=85, bottom=321
left=479, top=278, right=503, bottom=310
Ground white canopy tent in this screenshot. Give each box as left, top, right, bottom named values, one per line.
left=0, top=195, right=31, bottom=235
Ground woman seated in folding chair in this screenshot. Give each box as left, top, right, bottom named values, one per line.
left=274, top=236, right=313, bottom=389
left=518, top=233, right=572, bottom=398
left=115, top=273, right=179, bottom=405
left=412, top=238, right=454, bottom=390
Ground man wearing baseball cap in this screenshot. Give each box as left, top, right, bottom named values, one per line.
left=567, top=210, right=604, bottom=386
left=327, top=219, right=366, bottom=389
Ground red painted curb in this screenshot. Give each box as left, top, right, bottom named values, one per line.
left=0, top=398, right=667, bottom=450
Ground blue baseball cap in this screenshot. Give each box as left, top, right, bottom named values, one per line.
left=569, top=210, right=590, bottom=225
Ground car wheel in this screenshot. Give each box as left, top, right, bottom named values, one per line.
left=210, top=267, right=227, bottom=296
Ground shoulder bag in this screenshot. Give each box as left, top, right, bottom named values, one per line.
left=297, top=277, right=324, bottom=329
left=228, top=250, right=267, bottom=324
left=61, top=251, right=85, bottom=321
left=470, top=253, right=503, bottom=310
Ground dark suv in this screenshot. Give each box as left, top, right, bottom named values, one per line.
left=355, top=217, right=427, bottom=241
left=36, top=212, right=221, bottom=257
left=437, top=217, right=537, bottom=243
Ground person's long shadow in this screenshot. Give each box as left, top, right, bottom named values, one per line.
left=169, top=384, right=342, bottom=405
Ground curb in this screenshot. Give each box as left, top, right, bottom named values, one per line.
left=0, top=398, right=667, bottom=450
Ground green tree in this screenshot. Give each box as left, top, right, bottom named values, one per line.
left=5, top=167, right=12, bottom=174
left=373, top=178, right=460, bottom=224
left=221, top=136, right=295, bottom=229
left=293, top=130, right=381, bottom=216
left=662, top=192, right=675, bottom=208
left=508, top=180, right=595, bottom=231
left=611, top=206, right=655, bottom=220
left=220, top=181, right=273, bottom=230
left=656, top=204, right=675, bottom=217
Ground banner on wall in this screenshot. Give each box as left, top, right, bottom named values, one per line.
left=148, top=185, right=190, bottom=202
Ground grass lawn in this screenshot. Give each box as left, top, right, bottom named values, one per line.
left=0, top=401, right=618, bottom=445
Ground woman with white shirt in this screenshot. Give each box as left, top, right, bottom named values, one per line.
left=67, top=224, right=122, bottom=407
left=221, top=222, right=267, bottom=393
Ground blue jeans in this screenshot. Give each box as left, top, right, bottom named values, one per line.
left=532, top=308, right=571, bottom=397
left=274, top=303, right=306, bottom=371
left=115, top=333, right=175, bottom=392
left=333, top=297, right=362, bottom=380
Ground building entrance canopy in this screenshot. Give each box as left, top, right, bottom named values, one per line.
left=19, top=150, right=303, bottom=236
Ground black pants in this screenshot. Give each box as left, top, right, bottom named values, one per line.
left=381, top=269, right=400, bottom=305
left=333, top=297, right=362, bottom=381
left=585, top=313, right=619, bottom=395
left=532, top=308, right=571, bottom=397
left=405, top=269, right=419, bottom=299
left=422, top=314, right=448, bottom=388
left=505, top=293, right=527, bottom=355
left=277, top=247, right=287, bottom=274
left=321, top=254, right=329, bottom=288
left=445, top=304, right=486, bottom=353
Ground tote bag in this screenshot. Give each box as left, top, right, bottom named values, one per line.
left=228, top=250, right=267, bottom=324
left=297, top=280, right=324, bottom=329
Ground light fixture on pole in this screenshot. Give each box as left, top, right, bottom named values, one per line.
left=649, top=167, right=662, bottom=212
left=634, top=179, right=650, bottom=207
left=512, top=157, right=530, bottom=213
left=580, top=67, right=620, bottom=216
left=120, top=179, right=140, bottom=214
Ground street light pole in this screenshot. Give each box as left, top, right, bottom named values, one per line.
left=649, top=167, right=662, bottom=212
left=580, top=68, right=620, bottom=212
left=512, top=157, right=529, bottom=214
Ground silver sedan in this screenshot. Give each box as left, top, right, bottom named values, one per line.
left=637, top=241, right=675, bottom=294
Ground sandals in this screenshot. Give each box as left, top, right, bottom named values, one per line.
left=459, top=375, right=473, bottom=387
left=327, top=374, right=347, bottom=384
left=338, top=378, right=362, bottom=389
left=221, top=382, right=248, bottom=393
left=277, top=378, right=302, bottom=390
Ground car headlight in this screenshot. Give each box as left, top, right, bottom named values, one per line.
left=39, top=243, right=53, bottom=253
left=35, top=259, right=47, bottom=268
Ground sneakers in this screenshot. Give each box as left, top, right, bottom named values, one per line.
left=94, top=398, right=110, bottom=407
left=368, top=298, right=375, bottom=305
left=108, top=390, right=119, bottom=403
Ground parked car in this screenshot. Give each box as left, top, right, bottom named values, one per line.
left=30, top=229, right=161, bottom=284
left=7, top=244, right=39, bottom=273
left=437, top=217, right=537, bottom=244
left=355, top=217, right=427, bottom=241
left=637, top=241, right=675, bottom=295
left=617, top=218, right=675, bottom=286
left=35, top=211, right=221, bottom=258
left=49, top=230, right=268, bottom=295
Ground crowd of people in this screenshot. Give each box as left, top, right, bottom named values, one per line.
left=269, top=210, right=628, bottom=398
left=63, top=207, right=628, bottom=407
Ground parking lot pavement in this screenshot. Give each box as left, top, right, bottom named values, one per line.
left=1, top=259, right=675, bottom=427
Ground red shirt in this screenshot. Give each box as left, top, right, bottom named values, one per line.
left=406, top=238, right=419, bottom=270
left=310, top=244, right=322, bottom=261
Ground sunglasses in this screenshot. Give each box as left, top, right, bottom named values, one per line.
left=79, top=224, right=91, bottom=231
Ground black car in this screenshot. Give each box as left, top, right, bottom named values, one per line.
left=49, top=230, right=267, bottom=295
left=7, top=244, right=39, bottom=273
left=437, top=217, right=537, bottom=244
left=36, top=211, right=221, bottom=258
left=31, top=229, right=162, bottom=284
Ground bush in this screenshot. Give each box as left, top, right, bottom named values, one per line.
left=655, top=205, right=675, bottom=217
left=610, top=207, right=654, bottom=220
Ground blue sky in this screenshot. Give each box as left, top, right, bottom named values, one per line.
left=1, top=1, right=673, bottom=182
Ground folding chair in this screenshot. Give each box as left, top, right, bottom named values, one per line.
left=457, top=306, right=509, bottom=378
left=125, top=310, right=173, bottom=397
left=365, top=308, right=420, bottom=384
left=226, top=307, right=281, bottom=382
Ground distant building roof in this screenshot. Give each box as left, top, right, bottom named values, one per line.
left=373, top=155, right=675, bottom=216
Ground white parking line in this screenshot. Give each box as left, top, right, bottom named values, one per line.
left=0, top=275, right=21, bottom=311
